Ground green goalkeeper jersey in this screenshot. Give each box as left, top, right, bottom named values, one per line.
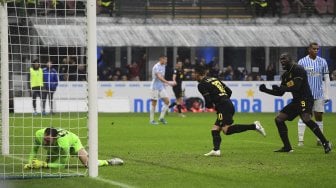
left=28, top=128, right=84, bottom=168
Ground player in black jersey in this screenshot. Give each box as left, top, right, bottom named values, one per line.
left=259, top=53, right=332, bottom=153
left=169, top=61, right=186, bottom=117
left=193, top=66, right=266, bottom=156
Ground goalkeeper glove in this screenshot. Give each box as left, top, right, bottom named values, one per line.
left=23, top=163, right=32, bottom=169
left=31, top=159, right=48, bottom=168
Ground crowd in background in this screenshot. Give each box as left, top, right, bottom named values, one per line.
left=7, top=0, right=335, bottom=18
left=49, top=53, right=336, bottom=82
left=249, top=0, right=335, bottom=17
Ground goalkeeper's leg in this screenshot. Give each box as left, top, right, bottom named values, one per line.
left=77, top=148, right=123, bottom=167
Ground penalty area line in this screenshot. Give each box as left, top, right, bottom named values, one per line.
left=93, top=176, right=136, bottom=188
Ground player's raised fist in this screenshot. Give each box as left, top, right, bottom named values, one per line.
left=259, top=84, right=267, bottom=92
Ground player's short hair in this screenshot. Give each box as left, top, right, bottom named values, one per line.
left=45, top=127, right=58, bottom=137
left=159, top=54, right=167, bottom=58
left=309, top=42, right=318, bottom=48
left=194, top=65, right=207, bottom=76
left=279, top=53, right=292, bottom=62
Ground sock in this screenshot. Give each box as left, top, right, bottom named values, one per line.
left=159, top=104, right=169, bottom=119
left=211, top=130, right=221, bottom=151
left=150, top=105, right=155, bottom=122
left=168, top=102, right=176, bottom=108
left=98, top=160, right=108, bottom=166
left=177, top=104, right=182, bottom=113
left=225, top=124, right=255, bottom=135
left=275, top=119, right=292, bottom=149
left=316, top=121, right=323, bottom=142
left=305, top=120, right=327, bottom=144
left=298, top=118, right=306, bottom=142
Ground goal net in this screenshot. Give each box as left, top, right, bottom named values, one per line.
left=0, top=0, right=96, bottom=179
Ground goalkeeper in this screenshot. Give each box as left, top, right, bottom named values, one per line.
left=24, top=127, right=123, bottom=169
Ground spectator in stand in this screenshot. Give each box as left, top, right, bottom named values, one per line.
left=266, top=64, right=276, bottom=81
left=242, top=68, right=249, bottom=80
left=112, top=68, right=123, bottom=80
left=59, top=57, right=69, bottom=81
left=183, top=58, right=193, bottom=69
left=121, top=75, right=128, bottom=81
left=127, top=54, right=146, bottom=81
left=255, top=74, right=264, bottom=81
left=245, top=74, right=254, bottom=81
left=112, top=75, right=119, bottom=81
left=208, top=63, right=221, bottom=78
left=233, top=68, right=244, bottom=81
left=67, top=57, right=78, bottom=81
left=290, top=0, right=305, bottom=16
left=198, top=58, right=207, bottom=67
left=331, top=70, right=336, bottom=81
left=97, top=49, right=106, bottom=70
left=98, top=0, right=114, bottom=17
left=77, top=64, right=87, bottom=81
left=98, top=65, right=113, bottom=81
left=269, top=0, right=281, bottom=17
left=42, top=61, right=58, bottom=115
left=183, top=59, right=194, bottom=80
left=251, top=0, right=268, bottom=17
left=223, top=65, right=234, bottom=81
left=207, top=57, right=217, bottom=70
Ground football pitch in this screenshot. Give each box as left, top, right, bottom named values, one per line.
left=5, top=112, right=336, bottom=188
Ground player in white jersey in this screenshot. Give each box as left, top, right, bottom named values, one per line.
left=297, top=42, right=330, bottom=146
left=149, top=55, right=175, bottom=125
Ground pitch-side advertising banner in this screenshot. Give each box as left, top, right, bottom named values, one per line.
left=14, top=81, right=336, bottom=113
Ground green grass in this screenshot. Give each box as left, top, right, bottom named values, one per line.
left=3, top=112, right=336, bottom=188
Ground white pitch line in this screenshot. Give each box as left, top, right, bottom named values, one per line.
left=6, top=155, right=136, bottom=188
left=93, top=176, right=136, bottom=188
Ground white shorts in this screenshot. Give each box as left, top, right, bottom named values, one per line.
left=150, top=88, right=169, bottom=100
left=313, top=99, right=324, bottom=113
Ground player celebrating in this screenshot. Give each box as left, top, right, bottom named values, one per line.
left=259, top=53, right=332, bottom=153
left=24, top=127, right=123, bottom=169
left=169, top=61, right=186, bottom=117
left=297, top=42, right=330, bottom=146
left=193, top=66, right=266, bottom=156
left=149, top=54, right=175, bottom=125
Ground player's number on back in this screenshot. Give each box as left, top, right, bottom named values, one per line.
left=300, top=101, right=306, bottom=107
left=217, top=113, right=223, bottom=120
left=211, top=80, right=225, bottom=94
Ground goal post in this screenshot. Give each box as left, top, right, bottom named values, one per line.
left=0, top=0, right=98, bottom=179
left=87, top=0, right=98, bottom=178
left=1, top=1, right=10, bottom=156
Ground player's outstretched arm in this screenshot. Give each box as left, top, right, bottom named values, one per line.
left=259, top=84, right=284, bottom=96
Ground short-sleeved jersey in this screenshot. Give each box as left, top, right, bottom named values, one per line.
left=298, top=55, right=329, bottom=100
left=197, top=77, right=231, bottom=108
left=150, top=62, right=166, bottom=90
left=280, top=64, right=313, bottom=102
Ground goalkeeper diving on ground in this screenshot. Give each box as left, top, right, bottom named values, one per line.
left=24, top=127, right=123, bottom=169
